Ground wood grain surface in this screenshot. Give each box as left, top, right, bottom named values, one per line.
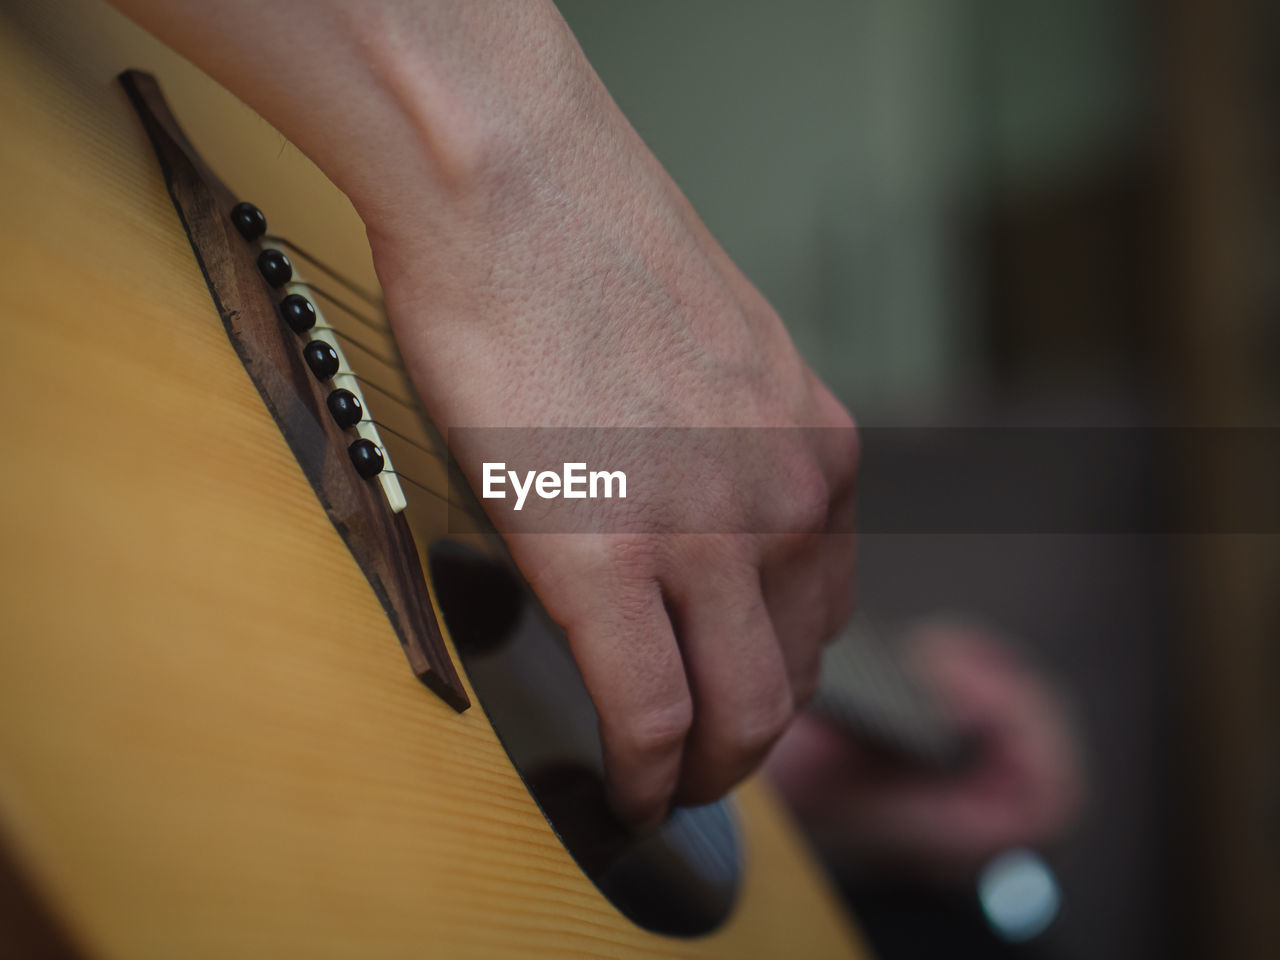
left=0, top=1, right=869, bottom=957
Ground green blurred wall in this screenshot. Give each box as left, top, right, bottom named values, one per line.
left=556, top=0, right=1147, bottom=412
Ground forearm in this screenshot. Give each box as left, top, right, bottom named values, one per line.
left=108, top=0, right=602, bottom=240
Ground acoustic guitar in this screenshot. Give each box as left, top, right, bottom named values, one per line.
left=0, top=2, right=956, bottom=956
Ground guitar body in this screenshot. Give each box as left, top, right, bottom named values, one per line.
left=0, top=1, right=866, bottom=957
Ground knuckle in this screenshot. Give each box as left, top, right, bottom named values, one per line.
left=618, top=699, right=693, bottom=758
left=673, top=533, right=753, bottom=578
left=818, top=390, right=861, bottom=486
left=602, top=533, right=666, bottom=578
left=781, top=463, right=830, bottom=534
left=733, top=682, right=795, bottom=756
left=815, top=383, right=856, bottom=432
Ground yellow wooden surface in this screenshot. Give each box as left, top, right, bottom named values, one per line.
left=0, top=1, right=867, bottom=957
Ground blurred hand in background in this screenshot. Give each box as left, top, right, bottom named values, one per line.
left=765, top=623, right=1085, bottom=883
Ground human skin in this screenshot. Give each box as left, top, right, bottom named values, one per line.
left=110, top=0, right=859, bottom=828
left=764, top=624, right=1084, bottom=881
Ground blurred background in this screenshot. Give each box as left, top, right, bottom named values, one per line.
left=555, top=1, right=1279, bottom=958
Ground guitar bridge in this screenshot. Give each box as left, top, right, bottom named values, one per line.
left=119, top=69, right=468, bottom=712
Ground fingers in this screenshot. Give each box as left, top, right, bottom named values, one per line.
left=527, top=533, right=822, bottom=830
left=555, top=534, right=838, bottom=824
left=761, top=542, right=831, bottom=706
left=760, top=464, right=858, bottom=704
left=552, top=544, right=692, bottom=830
left=666, top=552, right=795, bottom=806
left=507, top=395, right=860, bottom=828
left=780, top=385, right=859, bottom=650
left=808, top=382, right=860, bottom=482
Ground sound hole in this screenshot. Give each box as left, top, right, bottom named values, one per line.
left=428, top=540, right=741, bottom=937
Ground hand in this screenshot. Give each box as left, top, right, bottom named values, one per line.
left=364, top=12, right=858, bottom=827
left=764, top=624, right=1084, bottom=881
left=112, top=0, right=858, bottom=828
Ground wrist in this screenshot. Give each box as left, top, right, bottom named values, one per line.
left=338, top=0, right=594, bottom=242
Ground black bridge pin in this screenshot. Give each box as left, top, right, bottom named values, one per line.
left=326, top=388, right=363, bottom=429
left=279, top=293, right=317, bottom=333
left=348, top=438, right=385, bottom=478
left=302, top=339, right=340, bottom=380
left=230, top=201, right=267, bottom=240
left=257, top=248, right=293, bottom=287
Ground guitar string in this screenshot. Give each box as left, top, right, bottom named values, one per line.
left=265, top=234, right=382, bottom=307
left=346, top=403, right=484, bottom=515
left=297, top=281, right=395, bottom=338
left=326, top=359, right=490, bottom=514
left=339, top=369, right=417, bottom=409
left=385, top=469, right=487, bottom=519
left=315, top=322, right=402, bottom=368
left=361, top=418, right=444, bottom=461
left=357, top=405, right=483, bottom=516
left=272, top=235, right=501, bottom=521
left=270, top=235, right=420, bottom=406
left=344, top=381, right=516, bottom=524
left=270, top=234, right=444, bottom=471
